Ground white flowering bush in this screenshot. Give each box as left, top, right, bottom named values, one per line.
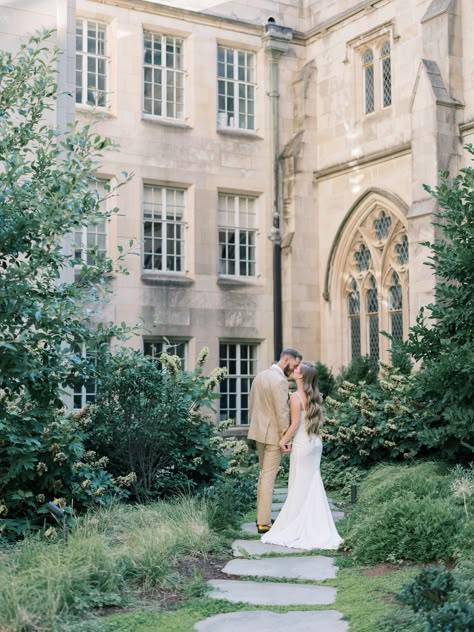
left=323, top=365, right=427, bottom=468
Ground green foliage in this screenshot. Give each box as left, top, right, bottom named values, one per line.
left=0, top=408, right=128, bottom=538
left=88, top=348, right=228, bottom=501
left=395, top=565, right=474, bottom=632
left=314, top=361, right=336, bottom=399
left=343, top=463, right=468, bottom=564
left=320, top=459, right=367, bottom=495
left=402, top=147, right=474, bottom=460
left=378, top=607, right=425, bottom=632
left=347, top=492, right=462, bottom=564
left=336, top=355, right=377, bottom=387
left=324, top=366, right=426, bottom=467
left=205, top=474, right=256, bottom=531
left=0, top=34, right=132, bottom=537
left=398, top=566, right=455, bottom=612
left=0, top=497, right=223, bottom=631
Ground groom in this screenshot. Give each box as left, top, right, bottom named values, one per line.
left=248, top=348, right=302, bottom=534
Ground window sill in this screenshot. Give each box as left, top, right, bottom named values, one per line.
left=76, top=104, right=115, bottom=118
left=217, top=276, right=262, bottom=288
left=141, top=115, right=192, bottom=129
left=217, top=127, right=263, bottom=140
left=141, top=273, right=194, bottom=287
left=219, top=425, right=250, bottom=438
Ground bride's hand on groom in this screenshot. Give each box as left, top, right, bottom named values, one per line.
left=279, top=441, right=291, bottom=453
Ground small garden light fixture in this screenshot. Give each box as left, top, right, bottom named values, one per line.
left=46, top=501, right=68, bottom=542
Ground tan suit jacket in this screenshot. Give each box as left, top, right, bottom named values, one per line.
left=247, top=366, right=290, bottom=446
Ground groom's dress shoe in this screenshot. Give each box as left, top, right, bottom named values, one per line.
left=256, top=519, right=275, bottom=526
left=257, top=524, right=271, bottom=534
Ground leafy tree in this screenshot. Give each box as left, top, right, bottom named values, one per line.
left=403, top=147, right=474, bottom=458
left=0, top=33, right=131, bottom=536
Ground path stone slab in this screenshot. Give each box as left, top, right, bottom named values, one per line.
left=222, top=555, right=337, bottom=581
left=332, top=511, right=345, bottom=522
left=207, top=579, right=336, bottom=605
left=272, top=501, right=284, bottom=510
left=232, top=539, right=307, bottom=557
left=240, top=522, right=259, bottom=535
left=273, top=493, right=287, bottom=501
left=274, top=487, right=288, bottom=494
left=194, top=609, right=348, bottom=632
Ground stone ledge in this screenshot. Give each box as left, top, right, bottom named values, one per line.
left=140, top=274, right=194, bottom=287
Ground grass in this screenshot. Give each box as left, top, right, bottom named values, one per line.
left=0, top=497, right=232, bottom=632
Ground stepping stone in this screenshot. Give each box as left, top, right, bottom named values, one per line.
left=273, top=493, right=287, bottom=501
left=240, top=522, right=259, bottom=535
left=332, top=511, right=345, bottom=522
left=222, top=555, right=337, bottom=581
left=271, top=510, right=280, bottom=520
left=232, top=539, right=307, bottom=557
left=274, top=487, right=288, bottom=494
left=272, top=501, right=284, bottom=510
left=207, top=579, right=336, bottom=605
left=194, top=609, right=348, bottom=631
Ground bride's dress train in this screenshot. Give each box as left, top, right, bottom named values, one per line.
left=261, top=409, right=343, bottom=550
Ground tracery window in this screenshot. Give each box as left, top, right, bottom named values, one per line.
left=380, top=41, right=392, bottom=108
left=362, top=49, right=375, bottom=114
left=343, top=204, right=409, bottom=367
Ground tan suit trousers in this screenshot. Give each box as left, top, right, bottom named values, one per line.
left=256, top=441, right=282, bottom=526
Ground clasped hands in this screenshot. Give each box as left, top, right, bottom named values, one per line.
left=279, top=440, right=292, bottom=454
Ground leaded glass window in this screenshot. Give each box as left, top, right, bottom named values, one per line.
left=367, top=276, right=379, bottom=369
left=354, top=243, right=371, bottom=272
left=389, top=271, right=403, bottom=341
left=363, top=49, right=375, bottom=114
left=380, top=41, right=392, bottom=108
left=348, top=279, right=361, bottom=359
left=395, top=234, right=409, bottom=265
left=374, top=210, right=392, bottom=241
left=219, top=342, right=257, bottom=425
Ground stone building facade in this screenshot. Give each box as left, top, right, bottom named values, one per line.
left=2, top=0, right=473, bottom=427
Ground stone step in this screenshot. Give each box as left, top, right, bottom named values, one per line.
left=207, top=579, right=337, bottom=606
left=222, top=555, right=337, bottom=581
left=240, top=509, right=344, bottom=534
left=274, top=487, right=288, bottom=494
left=232, top=539, right=306, bottom=557
left=194, top=609, right=349, bottom=631
left=272, top=502, right=284, bottom=510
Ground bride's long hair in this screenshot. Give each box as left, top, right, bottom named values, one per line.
left=300, top=362, right=324, bottom=436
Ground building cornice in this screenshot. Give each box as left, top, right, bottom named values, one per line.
left=96, top=0, right=266, bottom=36
left=304, top=0, right=392, bottom=44
left=314, top=142, right=411, bottom=183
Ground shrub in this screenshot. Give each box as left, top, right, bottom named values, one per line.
left=0, top=409, right=128, bottom=539
left=357, top=462, right=450, bottom=507
left=324, top=366, right=427, bottom=468
left=205, top=474, right=257, bottom=531
left=315, top=361, right=336, bottom=399
left=395, top=565, right=474, bottom=632
left=347, top=492, right=463, bottom=564
left=335, top=355, right=377, bottom=387
left=88, top=348, right=228, bottom=501
left=320, top=459, right=367, bottom=495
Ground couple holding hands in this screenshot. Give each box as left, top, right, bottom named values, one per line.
left=248, top=349, right=342, bottom=550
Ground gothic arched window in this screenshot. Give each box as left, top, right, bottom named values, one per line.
left=342, top=202, right=409, bottom=367
left=363, top=49, right=375, bottom=113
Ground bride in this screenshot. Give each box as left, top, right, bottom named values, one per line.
left=261, top=361, right=343, bottom=550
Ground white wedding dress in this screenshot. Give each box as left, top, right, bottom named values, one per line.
left=261, top=396, right=343, bottom=550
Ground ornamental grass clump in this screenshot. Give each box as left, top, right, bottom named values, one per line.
left=0, top=497, right=222, bottom=632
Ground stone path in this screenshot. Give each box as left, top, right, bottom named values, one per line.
left=194, top=487, right=349, bottom=631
